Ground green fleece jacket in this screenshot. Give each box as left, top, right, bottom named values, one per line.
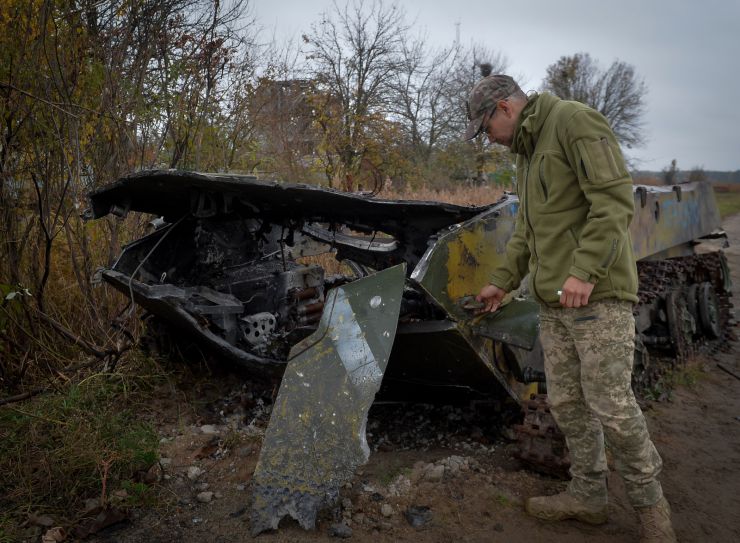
left=489, top=92, right=639, bottom=307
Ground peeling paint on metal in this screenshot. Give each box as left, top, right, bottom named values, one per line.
left=630, top=182, right=721, bottom=259
left=412, top=196, right=519, bottom=323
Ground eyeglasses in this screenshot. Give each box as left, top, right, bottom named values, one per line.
left=474, top=106, right=497, bottom=139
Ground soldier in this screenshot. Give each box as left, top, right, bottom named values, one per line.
left=465, top=70, right=677, bottom=543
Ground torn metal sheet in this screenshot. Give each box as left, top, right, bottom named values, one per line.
left=411, top=195, right=519, bottom=323
left=407, top=195, right=525, bottom=399
left=472, top=298, right=540, bottom=351
left=250, top=264, right=405, bottom=535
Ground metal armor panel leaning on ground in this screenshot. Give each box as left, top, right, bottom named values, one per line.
left=250, top=264, right=405, bottom=534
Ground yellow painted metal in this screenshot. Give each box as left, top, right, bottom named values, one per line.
left=516, top=382, right=539, bottom=401
left=412, top=198, right=519, bottom=323
left=444, top=223, right=503, bottom=301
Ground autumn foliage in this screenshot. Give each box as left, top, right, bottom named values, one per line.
left=0, top=1, right=515, bottom=395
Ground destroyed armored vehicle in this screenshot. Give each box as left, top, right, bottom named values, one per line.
left=87, top=170, right=732, bottom=533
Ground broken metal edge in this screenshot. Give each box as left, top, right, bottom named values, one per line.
left=410, top=194, right=515, bottom=285
left=101, top=270, right=284, bottom=372
left=87, top=170, right=486, bottom=226
left=471, top=298, right=541, bottom=351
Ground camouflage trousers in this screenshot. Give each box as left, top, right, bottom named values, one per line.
left=539, top=299, right=663, bottom=508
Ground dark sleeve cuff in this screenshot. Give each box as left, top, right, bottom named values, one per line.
left=490, top=272, right=516, bottom=292
left=568, top=265, right=595, bottom=284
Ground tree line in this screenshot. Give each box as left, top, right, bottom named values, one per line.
left=0, top=0, right=647, bottom=386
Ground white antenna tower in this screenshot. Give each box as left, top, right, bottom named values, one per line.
left=455, top=21, right=460, bottom=45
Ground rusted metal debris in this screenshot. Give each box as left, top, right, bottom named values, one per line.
left=636, top=253, right=734, bottom=355
left=514, top=394, right=570, bottom=479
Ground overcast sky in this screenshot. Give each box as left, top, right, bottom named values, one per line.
left=254, top=0, right=739, bottom=172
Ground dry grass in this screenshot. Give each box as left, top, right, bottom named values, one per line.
left=379, top=184, right=506, bottom=206
left=713, top=184, right=740, bottom=218
left=632, top=175, right=664, bottom=186
left=0, top=355, right=163, bottom=541
left=0, top=213, right=152, bottom=390
left=0, top=214, right=163, bottom=540
left=712, top=183, right=740, bottom=193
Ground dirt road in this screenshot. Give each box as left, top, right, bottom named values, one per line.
left=92, top=215, right=740, bottom=543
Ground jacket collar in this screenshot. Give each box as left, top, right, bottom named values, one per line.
left=510, top=92, right=560, bottom=159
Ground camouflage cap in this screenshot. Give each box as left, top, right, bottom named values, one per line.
left=463, top=74, right=521, bottom=140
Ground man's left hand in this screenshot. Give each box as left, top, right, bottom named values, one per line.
left=559, top=276, right=595, bottom=308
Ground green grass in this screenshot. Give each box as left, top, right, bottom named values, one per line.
left=494, top=493, right=514, bottom=507
left=0, top=363, right=162, bottom=539
left=642, top=364, right=704, bottom=402
left=376, top=464, right=413, bottom=486
left=714, top=191, right=740, bottom=218
left=672, top=365, right=703, bottom=388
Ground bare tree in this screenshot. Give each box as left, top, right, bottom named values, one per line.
left=303, top=0, right=409, bottom=189
left=447, top=45, right=512, bottom=184
left=446, top=43, right=510, bottom=138
left=541, top=52, right=647, bottom=149
left=388, top=39, right=458, bottom=157
left=150, top=0, right=256, bottom=170
left=386, top=39, right=512, bottom=185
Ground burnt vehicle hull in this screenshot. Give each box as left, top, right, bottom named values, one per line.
left=92, top=171, right=481, bottom=364
left=88, top=170, right=733, bottom=532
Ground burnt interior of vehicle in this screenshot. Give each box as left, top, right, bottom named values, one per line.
left=93, top=171, right=484, bottom=369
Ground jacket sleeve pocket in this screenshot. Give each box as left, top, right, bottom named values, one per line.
left=577, top=137, right=620, bottom=184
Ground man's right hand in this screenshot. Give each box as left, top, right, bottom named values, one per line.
left=476, top=284, right=507, bottom=313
